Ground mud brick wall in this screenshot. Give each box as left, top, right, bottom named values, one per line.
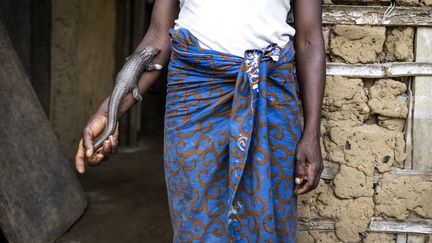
left=297, top=1, right=432, bottom=242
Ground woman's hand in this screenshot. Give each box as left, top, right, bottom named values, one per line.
left=75, top=111, right=119, bottom=174
left=294, top=134, right=323, bottom=195
left=292, top=0, right=325, bottom=194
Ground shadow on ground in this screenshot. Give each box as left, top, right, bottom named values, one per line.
left=56, top=136, right=173, bottom=243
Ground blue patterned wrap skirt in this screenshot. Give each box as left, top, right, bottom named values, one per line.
left=163, top=27, right=303, bottom=242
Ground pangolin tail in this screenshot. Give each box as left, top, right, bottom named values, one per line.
left=93, top=87, right=124, bottom=151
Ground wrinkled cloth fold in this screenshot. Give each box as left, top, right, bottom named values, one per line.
left=163, top=27, right=303, bottom=242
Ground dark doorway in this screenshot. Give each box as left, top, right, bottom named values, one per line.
left=0, top=0, right=51, bottom=115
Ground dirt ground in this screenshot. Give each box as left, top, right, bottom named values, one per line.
left=56, top=135, right=173, bottom=243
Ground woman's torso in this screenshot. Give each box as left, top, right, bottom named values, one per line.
left=174, top=0, right=295, bottom=57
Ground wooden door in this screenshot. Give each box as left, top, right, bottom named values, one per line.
left=0, top=21, right=86, bottom=243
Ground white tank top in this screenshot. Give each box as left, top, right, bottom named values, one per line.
left=174, top=0, right=295, bottom=57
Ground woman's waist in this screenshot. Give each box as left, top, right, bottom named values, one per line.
left=173, top=22, right=295, bottom=58
left=169, top=27, right=295, bottom=64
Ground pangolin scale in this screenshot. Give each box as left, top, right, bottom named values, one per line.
left=92, top=46, right=162, bottom=151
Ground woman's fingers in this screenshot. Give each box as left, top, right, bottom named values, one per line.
left=85, top=139, right=117, bottom=165
left=88, top=152, right=105, bottom=165
left=88, top=137, right=116, bottom=165
left=294, top=150, right=307, bottom=194
left=88, top=141, right=106, bottom=165
left=294, top=160, right=323, bottom=195
left=110, top=135, right=118, bottom=154
left=82, top=126, right=95, bottom=158
left=101, top=140, right=111, bottom=161
left=75, top=139, right=86, bottom=174
left=103, top=140, right=111, bottom=155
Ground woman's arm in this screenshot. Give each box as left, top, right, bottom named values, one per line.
left=292, top=0, right=326, bottom=194
left=75, top=0, right=179, bottom=173
left=99, top=0, right=180, bottom=118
